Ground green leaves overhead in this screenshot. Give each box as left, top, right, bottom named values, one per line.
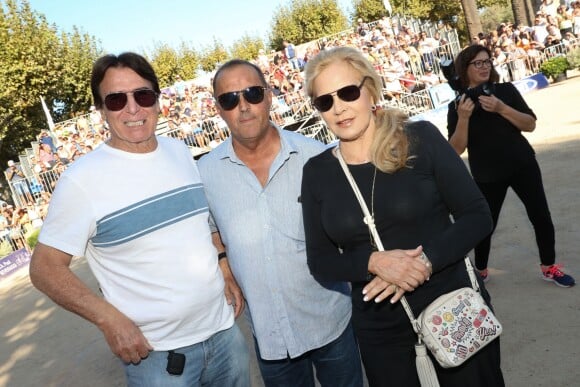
left=269, top=0, right=349, bottom=50
left=0, top=0, right=101, bottom=161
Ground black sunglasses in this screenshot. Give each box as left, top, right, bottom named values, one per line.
left=312, top=77, right=369, bottom=113
left=104, top=89, right=159, bottom=111
left=216, top=86, right=267, bottom=111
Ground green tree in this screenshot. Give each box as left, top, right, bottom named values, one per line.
left=269, top=0, right=349, bottom=50
left=353, top=0, right=388, bottom=23
left=480, top=3, right=514, bottom=33
left=56, top=27, right=100, bottom=116
left=389, top=0, right=443, bottom=20
left=230, top=34, right=266, bottom=61
left=149, top=44, right=181, bottom=88
left=198, top=39, right=229, bottom=73
left=462, top=0, right=483, bottom=40
left=382, top=0, right=509, bottom=43
left=0, top=0, right=101, bottom=162
left=178, top=42, right=200, bottom=82
left=149, top=42, right=200, bottom=88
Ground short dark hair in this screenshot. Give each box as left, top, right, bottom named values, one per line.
left=454, top=45, right=499, bottom=90
left=212, top=59, right=267, bottom=95
left=91, top=52, right=160, bottom=109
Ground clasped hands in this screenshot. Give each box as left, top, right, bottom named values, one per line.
left=363, top=245, right=432, bottom=304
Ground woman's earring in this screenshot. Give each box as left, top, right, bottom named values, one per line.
left=371, top=104, right=377, bottom=111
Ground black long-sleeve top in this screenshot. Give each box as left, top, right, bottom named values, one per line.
left=301, top=121, right=493, bottom=336
left=447, top=82, right=537, bottom=182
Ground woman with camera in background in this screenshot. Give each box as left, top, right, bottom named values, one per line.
left=447, top=45, right=575, bottom=287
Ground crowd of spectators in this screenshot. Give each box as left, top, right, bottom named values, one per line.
left=2, top=7, right=579, bottom=255
left=469, top=2, right=580, bottom=82
left=1, top=116, right=107, bottom=252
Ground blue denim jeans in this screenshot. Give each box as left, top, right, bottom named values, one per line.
left=124, top=324, right=250, bottom=387
left=255, top=321, right=363, bottom=387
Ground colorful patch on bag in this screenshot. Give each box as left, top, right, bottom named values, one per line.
left=421, top=288, right=502, bottom=367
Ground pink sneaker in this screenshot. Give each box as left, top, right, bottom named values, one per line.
left=541, top=264, right=575, bottom=288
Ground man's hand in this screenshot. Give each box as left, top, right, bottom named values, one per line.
left=99, top=310, right=153, bottom=364
left=29, top=243, right=153, bottom=364
left=211, top=231, right=245, bottom=318
left=219, top=258, right=245, bottom=318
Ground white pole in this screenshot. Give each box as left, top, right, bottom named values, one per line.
left=40, top=96, right=55, bottom=132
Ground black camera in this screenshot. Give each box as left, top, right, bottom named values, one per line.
left=440, top=58, right=461, bottom=92
left=441, top=57, right=495, bottom=108
left=464, top=82, right=495, bottom=102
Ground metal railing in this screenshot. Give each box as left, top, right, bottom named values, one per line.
left=296, top=121, right=337, bottom=144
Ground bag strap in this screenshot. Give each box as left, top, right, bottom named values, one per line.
left=335, top=147, right=480, bottom=337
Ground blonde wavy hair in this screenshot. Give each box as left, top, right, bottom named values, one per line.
left=303, top=46, right=410, bottom=173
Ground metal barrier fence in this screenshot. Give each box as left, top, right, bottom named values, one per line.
left=0, top=226, right=33, bottom=256
left=315, top=15, right=459, bottom=52
left=296, top=121, right=337, bottom=144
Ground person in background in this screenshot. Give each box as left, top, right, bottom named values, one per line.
left=198, top=59, right=363, bottom=387
left=301, top=46, right=504, bottom=387
left=29, top=52, right=250, bottom=387
left=447, top=44, right=575, bottom=287
left=283, top=40, right=301, bottom=70
left=5, top=160, right=34, bottom=206
left=39, top=130, right=57, bottom=153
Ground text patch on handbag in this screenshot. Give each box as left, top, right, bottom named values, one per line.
left=418, top=287, right=502, bottom=368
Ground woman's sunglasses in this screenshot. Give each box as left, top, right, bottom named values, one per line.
left=312, top=77, right=369, bottom=112
left=216, top=86, right=267, bottom=111
left=104, top=89, right=159, bottom=111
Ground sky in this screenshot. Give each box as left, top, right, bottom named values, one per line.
left=26, top=0, right=354, bottom=55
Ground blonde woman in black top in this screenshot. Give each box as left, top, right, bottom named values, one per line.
left=301, top=46, right=504, bottom=387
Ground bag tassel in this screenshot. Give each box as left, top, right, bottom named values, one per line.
left=415, top=343, right=440, bottom=387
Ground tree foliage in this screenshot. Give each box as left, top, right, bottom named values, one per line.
left=376, top=0, right=509, bottom=26
left=0, top=0, right=101, bottom=161
left=352, top=0, right=389, bottom=23
left=230, top=34, right=266, bottom=62
left=358, top=0, right=511, bottom=43
left=149, top=44, right=181, bottom=89
left=198, top=38, right=230, bottom=73
left=149, top=42, right=199, bottom=89
left=269, top=0, right=349, bottom=50
left=480, top=3, right=514, bottom=33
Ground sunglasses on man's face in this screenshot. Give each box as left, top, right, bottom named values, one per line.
left=312, top=77, right=369, bottom=113
left=104, top=89, right=159, bottom=111
left=216, top=86, right=267, bottom=111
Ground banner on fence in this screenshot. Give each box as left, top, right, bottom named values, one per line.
left=0, top=248, right=31, bottom=281
left=428, top=83, right=456, bottom=110
left=512, top=73, right=550, bottom=94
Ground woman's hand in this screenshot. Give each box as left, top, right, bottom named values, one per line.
left=367, top=246, right=431, bottom=295
left=479, top=94, right=505, bottom=113
left=362, top=276, right=406, bottom=304
left=457, top=94, right=475, bottom=119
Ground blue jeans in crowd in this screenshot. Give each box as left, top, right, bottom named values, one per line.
left=124, top=324, right=250, bottom=387
left=255, top=321, right=363, bottom=387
